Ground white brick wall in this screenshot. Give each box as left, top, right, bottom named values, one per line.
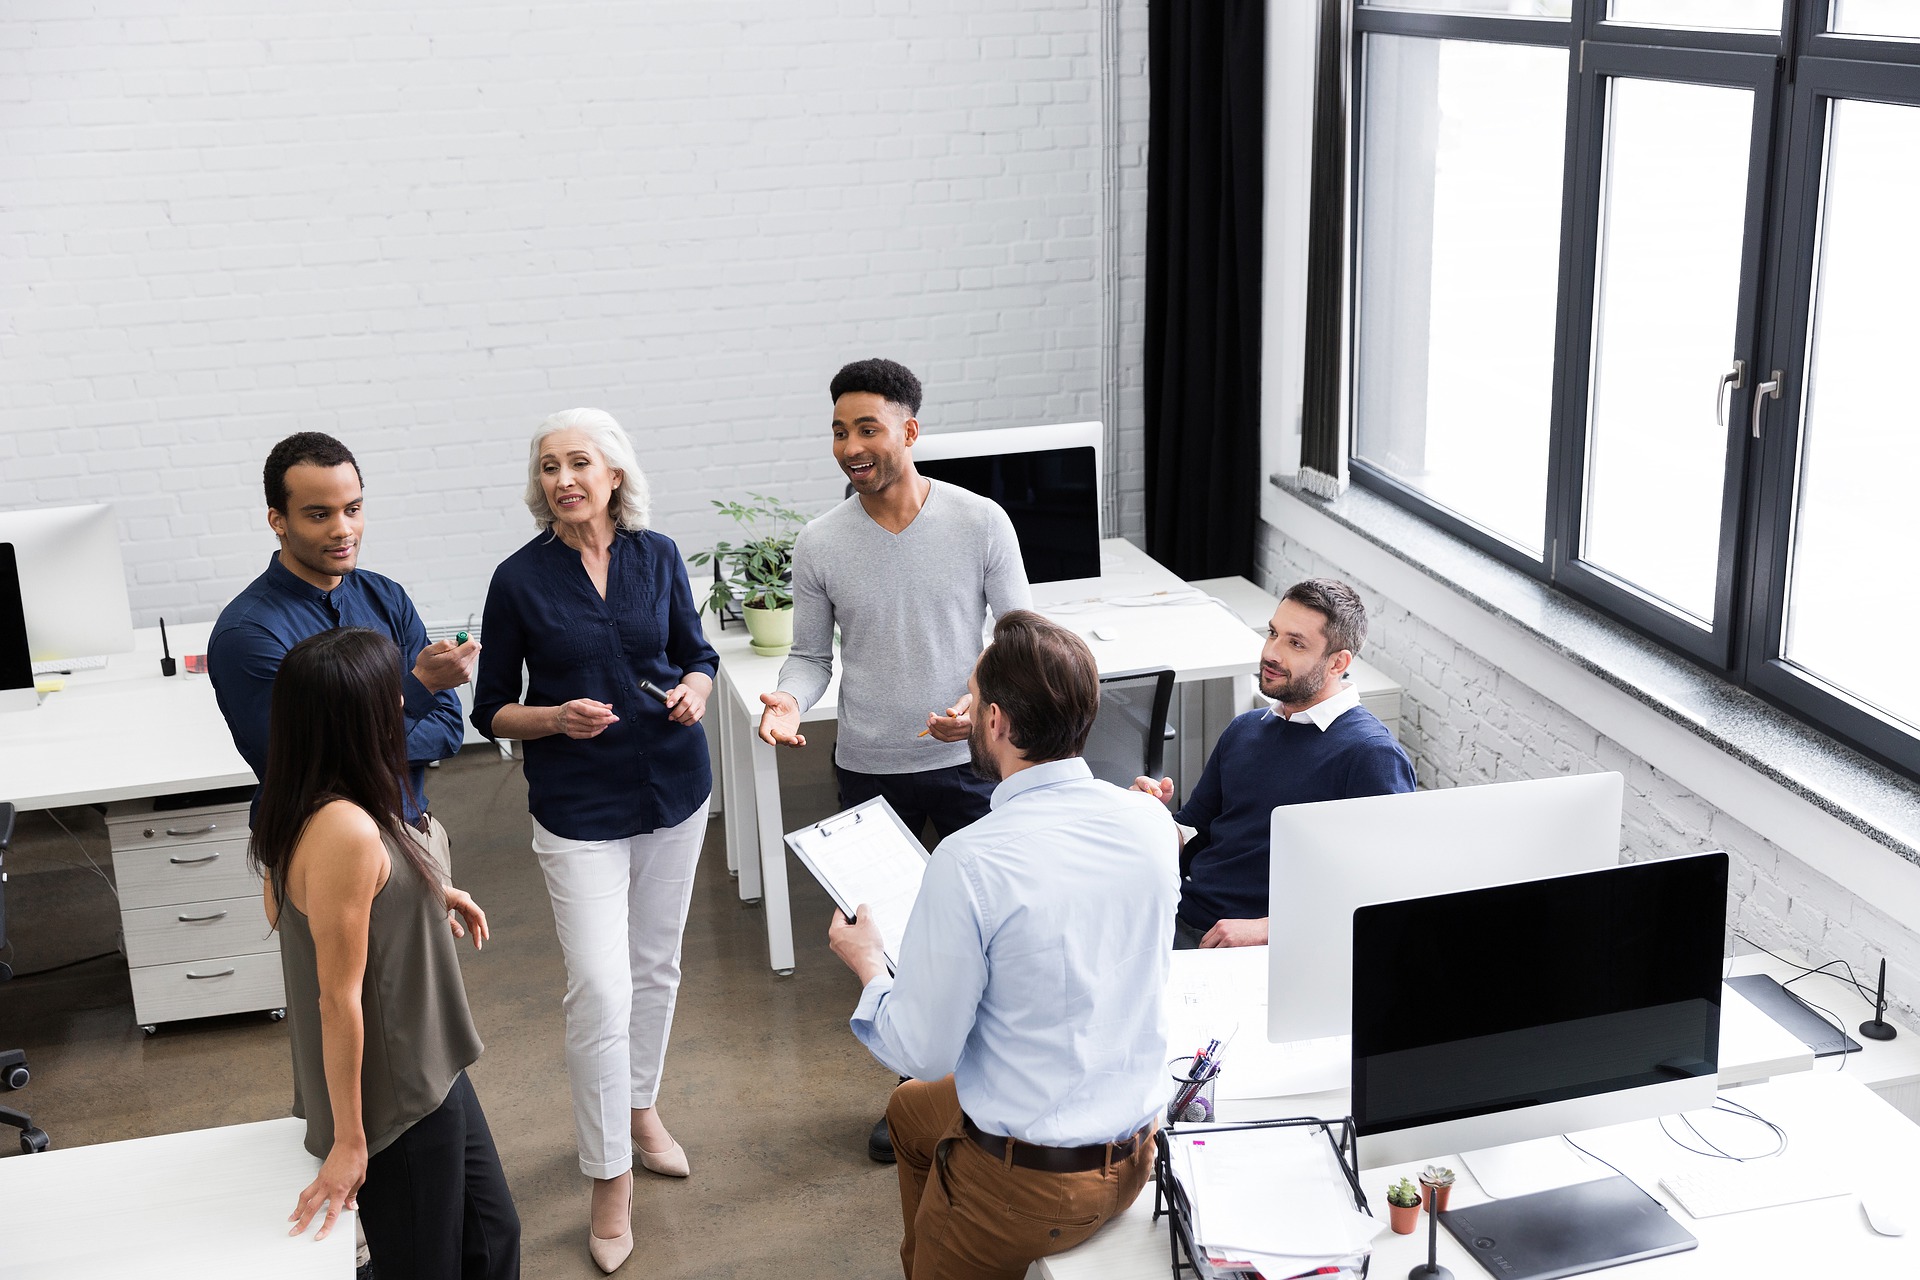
left=0, top=0, right=1151, bottom=627
left=1256, top=519, right=1920, bottom=1029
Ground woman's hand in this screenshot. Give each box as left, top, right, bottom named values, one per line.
left=444, top=887, right=490, bottom=950
left=553, top=699, right=619, bottom=739
left=289, top=1138, right=367, bottom=1241
left=664, top=682, right=707, bottom=727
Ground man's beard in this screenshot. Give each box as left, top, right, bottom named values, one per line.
left=968, top=715, right=1000, bottom=783
left=1261, top=659, right=1329, bottom=706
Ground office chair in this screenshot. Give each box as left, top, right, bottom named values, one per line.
left=1084, top=667, right=1176, bottom=790
left=1, top=802, right=50, bottom=1153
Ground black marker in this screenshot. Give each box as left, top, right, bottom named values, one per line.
left=638, top=679, right=672, bottom=704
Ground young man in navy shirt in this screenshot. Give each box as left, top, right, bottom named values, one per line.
left=1134, top=578, right=1415, bottom=949
left=210, top=433, right=478, bottom=825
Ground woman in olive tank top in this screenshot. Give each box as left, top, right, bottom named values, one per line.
left=251, top=627, right=520, bottom=1279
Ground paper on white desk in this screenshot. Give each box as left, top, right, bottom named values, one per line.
left=1165, top=946, right=1350, bottom=1097
left=785, top=798, right=929, bottom=971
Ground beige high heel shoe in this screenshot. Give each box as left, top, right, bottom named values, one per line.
left=588, top=1177, right=633, bottom=1273
left=635, top=1136, right=690, bottom=1178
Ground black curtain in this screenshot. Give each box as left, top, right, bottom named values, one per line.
left=1298, top=0, right=1349, bottom=495
left=1145, top=0, right=1266, bottom=580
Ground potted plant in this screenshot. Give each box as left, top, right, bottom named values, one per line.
left=1420, top=1164, right=1456, bottom=1215
left=1386, top=1176, right=1422, bottom=1234
left=689, top=494, right=811, bottom=657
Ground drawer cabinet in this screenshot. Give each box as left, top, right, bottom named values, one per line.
left=107, top=797, right=285, bottom=1033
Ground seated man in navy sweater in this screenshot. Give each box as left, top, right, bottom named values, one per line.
left=1134, top=577, right=1414, bottom=949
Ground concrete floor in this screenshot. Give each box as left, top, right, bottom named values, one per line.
left=0, top=729, right=917, bottom=1279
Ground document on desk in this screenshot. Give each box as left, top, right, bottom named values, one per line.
left=1168, top=1124, right=1381, bottom=1267
left=785, top=798, right=928, bottom=972
left=1165, top=947, right=1350, bottom=1097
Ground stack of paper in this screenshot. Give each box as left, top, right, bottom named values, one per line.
left=1165, top=1125, right=1383, bottom=1279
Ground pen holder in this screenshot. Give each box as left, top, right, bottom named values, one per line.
left=1167, top=1056, right=1218, bottom=1125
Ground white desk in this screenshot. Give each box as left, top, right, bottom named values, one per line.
left=3, top=621, right=252, bottom=811
left=1037, top=946, right=1842, bottom=1280
left=1726, top=949, right=1920, bottom=1120
left=0, top=1116, right=354, bottom=1278
left=706, top=538, right=1261, bottom=973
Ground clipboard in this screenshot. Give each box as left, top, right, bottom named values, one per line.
left=784, top=797, right=930, bottom=972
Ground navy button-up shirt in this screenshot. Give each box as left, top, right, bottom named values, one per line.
left=209, top=554, right=464, bottom=825
left=472, top=528, right=718, bottom=841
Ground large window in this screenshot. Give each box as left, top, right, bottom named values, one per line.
left=1346, top=0, right=1920, bottom=777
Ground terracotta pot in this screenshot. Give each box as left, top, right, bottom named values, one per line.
left=1388, top=1196, right=1422, bottom=1234
left=1422, top=1181, right=1452, bottom=1215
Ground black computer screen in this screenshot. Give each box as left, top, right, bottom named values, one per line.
left=1350, top=853, right=1727, bottom=1137
left=917, top=447, right=1101, bottom=584
left=0, top=544, right=33, bottom=693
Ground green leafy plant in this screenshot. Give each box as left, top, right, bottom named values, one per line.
left=688, top=494, right=811, bottom=614
left=1387, top=1177, right=1420, bottom=1208
left=1420, top=1164, right=1456, bottom=1188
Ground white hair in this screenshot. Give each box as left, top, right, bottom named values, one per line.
left=524, top=408, right=651, bottom=533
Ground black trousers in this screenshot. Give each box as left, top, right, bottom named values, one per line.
left=357, top=1072, right=520, bottom=1280
left=834, top=758, right=995, bottom=847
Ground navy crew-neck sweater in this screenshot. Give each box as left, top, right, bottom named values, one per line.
left=1173, top=705, right=1415, bottom=930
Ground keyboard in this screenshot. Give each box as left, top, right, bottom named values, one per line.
left=1659, top=1162, right=1851, bottom=1218
left=30, top=654, right=109, bottom=675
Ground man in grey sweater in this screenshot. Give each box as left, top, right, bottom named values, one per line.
left=758, top=357, right=1031, bottom=839
left=758, top=358, right=1031, bottom=1164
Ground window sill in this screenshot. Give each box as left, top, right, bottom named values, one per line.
left=1262, top=475, right=1920, bottom=913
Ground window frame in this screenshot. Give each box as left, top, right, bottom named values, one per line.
left=1342, top=0, right=1920, bottom=781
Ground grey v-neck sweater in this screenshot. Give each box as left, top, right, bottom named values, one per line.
left=776, top=481, right=1030, bottom=774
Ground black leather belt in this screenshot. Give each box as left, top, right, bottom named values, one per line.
left=960, top=1113, right=1153, bottom=1174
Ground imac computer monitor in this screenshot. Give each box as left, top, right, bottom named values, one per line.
left=1267, top=772, right=1625, bottom=1043
left=1350, top=850, right=1726, bottom=1175
left=0, top=503, right=136, bottom=666
left=914, top=421, right=1101, bottom=585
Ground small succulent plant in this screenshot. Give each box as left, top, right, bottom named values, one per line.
left=1421, top=1164, right=1456, bottom=1188
left=1387, top=1176, right=1421, bottom=1208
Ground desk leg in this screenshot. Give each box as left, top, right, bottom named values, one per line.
left=749, top=734, right=796, bottom=975
left=726, top=688, right=763, bottom=904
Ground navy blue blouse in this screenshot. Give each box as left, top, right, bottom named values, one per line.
left=472, top=528, right=718, bottom=841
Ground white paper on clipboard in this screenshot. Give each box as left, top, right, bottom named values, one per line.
left=784, top=797, right=930, bottom=972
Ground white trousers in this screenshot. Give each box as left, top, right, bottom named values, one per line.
left=532, top=800, right=710, bottom=1179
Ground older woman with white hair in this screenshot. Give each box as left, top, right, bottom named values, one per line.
left=471, top=408, right=717, bottom=1273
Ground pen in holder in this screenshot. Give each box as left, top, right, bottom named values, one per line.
left=1167, top=1055, right=1219, bottom=1125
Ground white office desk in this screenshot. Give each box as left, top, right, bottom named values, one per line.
left=0, top=1116, right=354, bottom=1278
left=705, top=538, right=1261, bottom=973
left=1039, top=946, right=1825, bottom=1280
left=3, top=621, right=253, bottom=811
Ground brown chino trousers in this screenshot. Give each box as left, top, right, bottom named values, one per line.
left=886, top=1076, right=1155, bottom=1280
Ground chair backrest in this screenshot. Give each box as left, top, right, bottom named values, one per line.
left=1083, top=668, right=1176, bottom=788
left=0, top=802, right=12, bottom=954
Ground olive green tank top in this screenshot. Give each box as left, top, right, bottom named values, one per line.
left=277, top=816, right=483, bottom=1159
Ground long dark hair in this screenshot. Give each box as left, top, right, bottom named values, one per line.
left=249, top=627, right=443, bottom=911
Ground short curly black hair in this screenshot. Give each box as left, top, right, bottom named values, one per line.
left=829, top=358, right=922, bottom=417
left=264, top=432, right=363, bottom=513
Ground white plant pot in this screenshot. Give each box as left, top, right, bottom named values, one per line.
left=743, top=602, right=794, bottom=657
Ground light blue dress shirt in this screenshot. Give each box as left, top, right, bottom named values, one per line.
left=851, top=757, right=1180, bottom=1147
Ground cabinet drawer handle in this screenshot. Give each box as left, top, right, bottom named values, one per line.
left=185, top=968, right=235, bottom=980
left=168, top=852, right=222, bottom=866
left=177, top=910, right=229, bottom=923
left=164, top=823, right=219, bottom=837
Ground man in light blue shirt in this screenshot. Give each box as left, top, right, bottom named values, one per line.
left=829, top=609, right=1179, bottom=1279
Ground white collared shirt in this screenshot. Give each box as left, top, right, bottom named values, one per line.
left=1265, top=678, right=1361, bottom=731
left=850, top=757, right=1180, bottom=1146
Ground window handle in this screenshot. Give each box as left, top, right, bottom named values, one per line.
left=1751, top=370, right=1782, bottom=439
left=1716, top=359, right=1746, bottom=428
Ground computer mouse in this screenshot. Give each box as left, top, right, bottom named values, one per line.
left=1861, top=1194, right=1907, bottom=1236
left=1091, top=627, right=1118, bottom=642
